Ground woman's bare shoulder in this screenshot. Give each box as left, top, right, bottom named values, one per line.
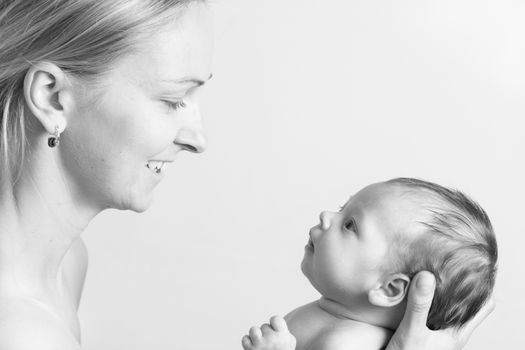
left=0, top=297, right=81, bottom=350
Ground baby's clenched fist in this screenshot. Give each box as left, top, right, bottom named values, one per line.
left=242, top=316, right=296, bottom=350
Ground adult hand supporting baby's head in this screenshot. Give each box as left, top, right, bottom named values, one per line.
left=386, top=271, right=495, bottom=350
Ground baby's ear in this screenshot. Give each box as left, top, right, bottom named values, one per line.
left=368, top=273, right=410, bottom=307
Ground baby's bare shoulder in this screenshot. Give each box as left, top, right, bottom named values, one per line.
left=308, top=322, right=392, bottom=350
left=285, top=301, right=330, bottom=332
left=0, top=298, right=80, bottom=350
left=285, top=300, right=328, bottom=321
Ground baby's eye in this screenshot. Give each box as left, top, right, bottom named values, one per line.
left=344, top=219, right=357, bottom=232
left=163, top=99, right=186, bottom=111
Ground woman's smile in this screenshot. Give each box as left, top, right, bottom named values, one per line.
left=146, top=160, right=168, bottom=174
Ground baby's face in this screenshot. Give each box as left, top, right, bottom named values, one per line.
left=301, top=182, right=420, bottom=308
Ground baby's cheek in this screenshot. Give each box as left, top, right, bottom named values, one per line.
left=365, top=240, right=389, bottom=267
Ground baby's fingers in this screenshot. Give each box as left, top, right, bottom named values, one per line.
left=241, top=335, right=253, bottom=350
left=260, top=323, right=274, bottom=336
left=270, top=315, right=289, bottom=332
left=249, top=326, right=262, bottom=344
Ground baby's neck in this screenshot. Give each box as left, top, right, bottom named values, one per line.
left=318, top=296, right=404, bottom=330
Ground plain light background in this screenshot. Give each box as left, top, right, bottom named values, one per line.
left=79, top=0, right=524, bottom=349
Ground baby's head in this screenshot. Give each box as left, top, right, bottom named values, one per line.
left=301, top=178, right=497, bottom=330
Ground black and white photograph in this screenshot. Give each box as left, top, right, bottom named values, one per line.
left=0, top=0, right=522, bottom=349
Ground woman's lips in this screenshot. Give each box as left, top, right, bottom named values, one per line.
left=146, top=160, right=166, bottom=174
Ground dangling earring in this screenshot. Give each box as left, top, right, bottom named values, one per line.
left=48, top=125, right=61, bottom=148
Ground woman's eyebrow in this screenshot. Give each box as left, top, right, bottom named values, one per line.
left=162, top=73, right=213, bottom=87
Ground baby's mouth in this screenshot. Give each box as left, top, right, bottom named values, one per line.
left=306, top=237, right=315, bottom=252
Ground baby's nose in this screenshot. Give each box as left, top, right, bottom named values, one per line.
left=319, top=211, right=333, bottom=230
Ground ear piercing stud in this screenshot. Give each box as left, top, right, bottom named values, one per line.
left=48, top=125, right=61, bottom=148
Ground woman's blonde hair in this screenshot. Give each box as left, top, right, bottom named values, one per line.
left=0, top=0, right=203, bottom=186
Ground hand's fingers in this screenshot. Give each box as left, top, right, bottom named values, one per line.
left=260, top=323, right=273, bottom=335
left=270, top=315, right=289, bottom=332
left=241, top=335, right=253, bottom=349
left=457, top=294, right=496, bottom=341
left=401, top=271, right=436, bottom=331
left=249, top=326, right=262, bottom=343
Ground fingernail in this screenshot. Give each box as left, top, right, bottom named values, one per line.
left=416, top=272, right=436, bottom=292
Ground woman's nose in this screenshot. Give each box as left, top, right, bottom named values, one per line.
left=173, top=128, right=207, bottom=153
left=173, top=103, right=208, bottom=153
left=319, top=211, right=334, bottom=230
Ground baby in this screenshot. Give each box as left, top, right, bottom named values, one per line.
left=241, top=178, right=497, bottom=350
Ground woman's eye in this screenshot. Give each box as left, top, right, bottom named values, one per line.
left=344, top=219, right=356, bottom=232
left=163, top=100, right=186, bottom=111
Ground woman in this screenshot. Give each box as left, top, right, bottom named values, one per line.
left=0, top=0, right=492, bottom=349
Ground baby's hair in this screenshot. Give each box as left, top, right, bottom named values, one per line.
left=0, top=0, right=204, bottom=187
left=386, top=177, right=497, bottom=330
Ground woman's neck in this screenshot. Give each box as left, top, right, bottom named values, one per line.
left=0, top=143, right=99, bottom=299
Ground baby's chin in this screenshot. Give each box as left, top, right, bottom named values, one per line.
left=300, top=256, right=309, bottom=277
left=300, top=259, right=318, bottom=289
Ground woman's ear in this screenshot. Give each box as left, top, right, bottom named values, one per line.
left=23, top=62, right=72, bottom=135
left=368, top=273, right=410, bottom=307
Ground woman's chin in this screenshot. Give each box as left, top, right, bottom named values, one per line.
left=130, top=195, right=154, bottom=213
left=128, top=202, right=151, bottom=213
left=112, top=191, right=154, bottom=213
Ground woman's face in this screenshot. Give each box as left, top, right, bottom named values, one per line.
left=62, top=3, right=213, bottom=212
